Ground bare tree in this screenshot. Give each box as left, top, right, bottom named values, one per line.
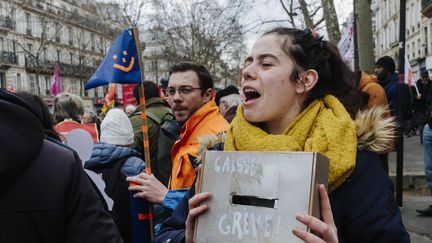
left=15, top=16, right=63, bottom=95
left=279, top=0, right=323, bottom=29
left=321, top=0, right=341, bottom=43
left=355, top=0, right=375, bottom=73
left=279, top=0, right=340, bottom=42
left=149, top=0, right=249, bottom=83
left=278, top=0, right=301, bottom=28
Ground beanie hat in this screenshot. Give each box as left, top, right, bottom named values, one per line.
left=100, top=108, right=134, bottom=146
left=215, top=85, right=240, bottom=106
left=375, top=56, right=396, bottom=73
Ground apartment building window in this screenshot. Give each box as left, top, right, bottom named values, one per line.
left=418, top=39, right=421, bottom=56
left=11, top=8, right=16, bottom=22
left=27, top=43, right=33, bottom=55
left=25, top=13, right=32, bottom=36
left=425, top=27, right=429, bottom=56
left=69, top=52, right=74, bottom=64
left=57, top=50, right=61, bottom=62
left=17, top=73, right=22, bottom=90
left=55, top=23, right=60, bottom=43
left=0, top=38, right=4, bottom=53
left=99, top=36, right=104, bottom=54
left=413, top=42, right=416, bottom=58
left=68, top=27, right=73, bottom=46
left=71, top=80, right=78, bottom=94
left=412, top=3, right=415, bottom=30
left=43, top=47, right=47, bottom=61
left=45, top=76, right=50, bottom=95
left=80, top=31, right=85, bottom=49
left=91, top=34, right=95, bottom=51
left=0, top=72, right=6, bottom=89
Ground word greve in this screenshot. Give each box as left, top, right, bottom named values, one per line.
left=218, top=210, right=282, bottom=240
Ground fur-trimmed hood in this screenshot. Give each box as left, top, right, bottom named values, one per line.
left=197, top=105, right=396, bottom=160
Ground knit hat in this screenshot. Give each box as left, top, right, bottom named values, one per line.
left=215, top=85, right=240, bottom=106
left=100, top=108, right=134, bottom=146
left=375, top=56, right=396, bottom=73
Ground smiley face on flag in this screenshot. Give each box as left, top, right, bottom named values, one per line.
left=113, top=50, right=135, bottom=72
left=85, top=28, right=141, bottom=90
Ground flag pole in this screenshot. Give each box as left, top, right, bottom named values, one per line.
left=132, top=26, right=155, bottom=240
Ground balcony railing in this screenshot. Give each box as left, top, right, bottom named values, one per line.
left=25, top=56, right=96, bottom=78
left=422, top=0, right=432, bottom=18
left=22, top=0, right=119, bottom=38
left=0, top=17, right=15, bottom=30
left=0, top=51, right=17, bottom=65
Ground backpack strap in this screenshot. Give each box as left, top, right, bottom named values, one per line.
left=146, top=111, right=162, bottom=124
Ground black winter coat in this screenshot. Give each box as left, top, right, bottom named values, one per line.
left=0, top=90, right=123, bottom=243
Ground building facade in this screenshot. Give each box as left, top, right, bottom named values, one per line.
left=0, top=0, right=124, bottom=106
left=374, top=0, right=432, bottom=78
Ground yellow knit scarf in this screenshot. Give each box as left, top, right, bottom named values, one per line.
left=225, top=95, right=357, bottom=192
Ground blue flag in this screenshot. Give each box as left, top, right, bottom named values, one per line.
left=85, top=28, right=141, bottom=90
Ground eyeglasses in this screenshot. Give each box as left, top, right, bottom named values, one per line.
left=166, top=86, right=201, bottom=96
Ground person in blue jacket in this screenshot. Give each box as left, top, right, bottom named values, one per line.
left=85, top=108, right=186, bottom=240
left=154, top=28, right=410, bottom=243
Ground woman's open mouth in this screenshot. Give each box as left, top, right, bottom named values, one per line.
left=243, top=87, right=261, bottom=105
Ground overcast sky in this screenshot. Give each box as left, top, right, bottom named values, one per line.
left=242, top=0, right=354, bottom=49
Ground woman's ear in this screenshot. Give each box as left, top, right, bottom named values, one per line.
left=296, top=69, right=319, bottom=94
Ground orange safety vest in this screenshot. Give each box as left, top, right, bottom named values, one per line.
left=169, top=100, right=229, bottom=189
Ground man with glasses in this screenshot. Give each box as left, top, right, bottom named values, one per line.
left=166, top=63, right=229, bottom=190
left=128, top=63, right=229, bottom=212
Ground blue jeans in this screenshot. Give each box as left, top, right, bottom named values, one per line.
left=422, top=126, right=432, bottom=191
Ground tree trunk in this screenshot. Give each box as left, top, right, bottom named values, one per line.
left=321, top=0, right=340, bottom=43
left=356, top=0, right=375, bottom=73
left=299, top=0, right=313, bottom=28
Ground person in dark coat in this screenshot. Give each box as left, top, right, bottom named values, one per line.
left=0, top=89, right=123, bottom=243
left=85, top=108, right=145, bottom=243
left=411, top=71, right=432, bottom=135
left=375, top=56, right=399, bottom=116
left=154, top=28, right=409, bottom=243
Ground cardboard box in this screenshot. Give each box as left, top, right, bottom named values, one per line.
left=194, top=151, right=329, bottom=243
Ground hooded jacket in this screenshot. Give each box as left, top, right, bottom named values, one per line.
left=85, top=143, right=144, bottom=176
left=154, top=106, right=410, bottom=243
left=84, top=143, right=145, bottom=243
left=359, top=71, right=388, bottom=109
left=0, top=90, right=123, bottom=243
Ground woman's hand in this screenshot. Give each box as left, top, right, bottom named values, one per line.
left=185, top=164, right=212, bottom=243
left=185, top=191, right=212, bottom=243
left=292, top=184, right=338, bottom=243
left=126, top=173, right=168, bottom=204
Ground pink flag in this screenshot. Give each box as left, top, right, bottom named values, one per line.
left=50, top=63, right=61, bottom=96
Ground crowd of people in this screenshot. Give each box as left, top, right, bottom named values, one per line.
left=5, top=26, right=432, bottom=242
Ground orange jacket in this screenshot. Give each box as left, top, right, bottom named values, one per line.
left=359, top=71, right=388, bottom=108
left=169, top=100, right=229, bottom=189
